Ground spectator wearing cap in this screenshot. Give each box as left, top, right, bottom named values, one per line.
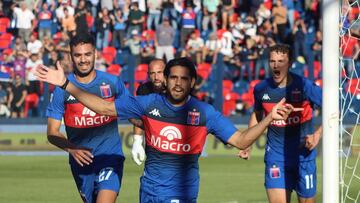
left=125, top=30, right=142, bottom=67
left=11, top=2, right=35, bottom=43
left=155, top=17, right=175, bottom=62
left=127, top=2, right=144, bottom=39
left=180, top=4, right=196, bottom=49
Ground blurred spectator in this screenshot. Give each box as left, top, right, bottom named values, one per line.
left=56, top=32, right=71, bottom=54
left=62, top=7, right=77, bottom=37
left=0, top=84, right=10, bottom=118
left=9, top=74, right=27, bottom=118
left=42, top=36, right=56, bottom=65
left=48, top=51, right=60, bottom=68
left=254, top=34, right=270, bottom=80
left=203, top=32, right=222, bottom=64
left=141, top=34, right=156, bottom=64
left=13, top=53, right=27, bottom=79
left=56, top=1, right=75, bottom=23
left=147, top=0, right=162, bottom=30
left=155, top=18, right=175, bottom=62
left=161, top=0, right=178, bottom=29
left=182, top=31, right=204, bottom=64
left=101, top=0, right=114, bottom=12
left=221, top=0, right=236, bottom=29
left=27, top=34, right=43, bottom=55
left=36, top=2, right=55, bottom=41
left=202, top=0, right=219, bottom=33
left=180, top=4, right=196, bottom=49
left=95, top=8, right=112, bottom=50
left=125, top=30, right=142, bottom=66
left=292, top=18, right=307, bottom=59
left=95, top=51, right=106, bottom=71
left=74, top=0, right=88, bottom=34
left=127, top=2, right=144, bottom=38
left=220, top=29, right=235, bottom=61
left=255, top=3, right=271, bottom=26
left=239, top=37, right=258, bottom=81
left=111, top=9, right=127, bottom=49
left=59, top=53, right=73, bottom=75
left=312, top=30, right=322, bottom=62
left=11, top=2, right=35, bottom=43
left=25, top=53, right=43, bottom=117
left=193, top=0, right=202, bottom=32
left=272, top=0, right=288, bottom=42
left=89, top=0, right=99, bottom=18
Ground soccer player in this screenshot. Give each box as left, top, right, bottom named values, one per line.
left=239, top=44, right=322, bottom=203
left=132, top=58, right=166, bottom=166
left=46, top=34, right=128, bottom=203
left=36, top=57, right=299, bottom=202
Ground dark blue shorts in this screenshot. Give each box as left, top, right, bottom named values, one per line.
left=70, top=155, right=124, bottom=203
left=264, top=160, right=317, bottom=198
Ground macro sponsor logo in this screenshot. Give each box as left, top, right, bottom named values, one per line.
left=150, top=126, right=191, bottom=152
left=270, top=116, right=301, bottom=126
left=74, top=107, right=110, bottom=126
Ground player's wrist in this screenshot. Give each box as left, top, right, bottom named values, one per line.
left=60, top=78, right=69, bottom=90
left=133, top=134, right=143, bottom=142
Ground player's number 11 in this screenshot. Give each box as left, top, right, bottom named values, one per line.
left=305, top=174, right=314, bottom=189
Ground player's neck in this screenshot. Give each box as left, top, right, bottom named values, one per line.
left=277, top=73, right=293, bottom=88
left=75, top=70, right=96, bottom=84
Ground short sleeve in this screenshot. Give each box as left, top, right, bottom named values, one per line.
left=46, top=87, right=65, bottom=121
left=206, top=104, right=237, bottom=144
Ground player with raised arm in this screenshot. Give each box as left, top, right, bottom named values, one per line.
left=132, top=58, right=166, bottom=166
left=36, top=57, right=301, bottom=202
left=46, top=34, right=128, bottom=203
left=239, top=44, right=322, bottom=203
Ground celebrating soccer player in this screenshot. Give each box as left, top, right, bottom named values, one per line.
left=46, top=34, right=128, bottom=203
left=239, top=44, right=322, bottom=203
left=36, top=57, right=299, bottom=202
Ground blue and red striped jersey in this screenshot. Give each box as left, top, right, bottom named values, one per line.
left=115, top=93, right=237, bottom=198
left=46, top=70, right=129, bottom=158
left=253, top=73, right=322, bottom=163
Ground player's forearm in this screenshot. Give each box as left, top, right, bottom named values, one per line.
left=231, top=114, right=272, bottom=149
left=47, top=134, right=77, bottom=152
left=65, top=82, right=117, bottom=117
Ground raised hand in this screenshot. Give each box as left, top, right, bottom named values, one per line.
left=68, top=147, right=94, bottom=167
left=35, top=61, right=66, bottom=87
left=271, top=98, right=303, bottom=121
left=238, top=146, right=252, bottom=160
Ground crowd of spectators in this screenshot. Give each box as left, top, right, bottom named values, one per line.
left=0, top=0, right=358, bottom=118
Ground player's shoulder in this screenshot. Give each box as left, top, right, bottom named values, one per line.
left=254, top=78, right=272, bottom=92
left=188, top=96, right=216, bottom=113
left=95, top=70, right=120, bottom=83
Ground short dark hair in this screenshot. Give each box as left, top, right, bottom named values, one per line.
left=164, top=57, right=197, bottom=80
left=70, top=33, right=95, bottom=50
left=269, top=43, right=292, bottom=62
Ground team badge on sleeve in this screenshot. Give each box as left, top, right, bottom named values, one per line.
left=100, top=83, right=112, bottom=98
left=270, top=165, right=281, bottom=179
left=187, top=111, right=200, bottom=125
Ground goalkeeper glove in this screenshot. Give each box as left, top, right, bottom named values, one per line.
left=131, top=134, right=146, bottom=165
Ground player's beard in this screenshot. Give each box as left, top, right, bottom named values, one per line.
left=73, top=63, right=95, bottom=78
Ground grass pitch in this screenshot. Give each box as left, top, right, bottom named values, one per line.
left=0, top=155, right=324, bottom=203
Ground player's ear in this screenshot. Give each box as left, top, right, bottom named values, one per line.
left=191, top=78, right=196, bottom=89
